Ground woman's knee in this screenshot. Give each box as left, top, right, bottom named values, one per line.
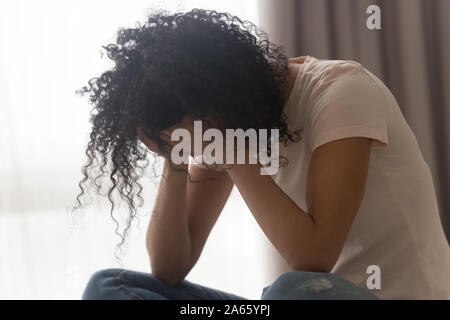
left=261, top=270, right=379, bottom=300
left=82, top=268, right=170, bottom=300
left=82, top=268, right=123, bottom=300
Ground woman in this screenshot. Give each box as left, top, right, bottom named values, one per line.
left=76, top=8, right=450, bottom=299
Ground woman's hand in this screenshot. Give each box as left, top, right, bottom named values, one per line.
left=137, top=126, right=170, bottom=154
left=136, top=126, right=188, bottom=171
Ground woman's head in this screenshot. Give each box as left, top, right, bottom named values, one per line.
left=73, top=8, right=298, bottom=249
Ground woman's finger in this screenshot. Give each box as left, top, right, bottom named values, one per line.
left=137, top=126, right=161, bottom=152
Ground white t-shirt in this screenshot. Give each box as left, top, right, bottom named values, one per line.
left=270, top=56, right=450, bottom=299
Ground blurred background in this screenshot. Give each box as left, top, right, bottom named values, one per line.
left=0, top=0, right=448, bottom=299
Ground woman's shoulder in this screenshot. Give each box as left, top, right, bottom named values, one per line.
left=306, top=56, right=365, bottom=80
left=309, top=59, right=388, bottom=107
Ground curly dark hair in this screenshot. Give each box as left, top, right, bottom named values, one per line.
left=72, top=8, right=300, bottom=252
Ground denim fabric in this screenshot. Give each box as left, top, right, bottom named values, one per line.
left=82, top=268, right=380, bottom=300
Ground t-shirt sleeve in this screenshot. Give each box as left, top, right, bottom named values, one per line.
left=310, top=63, right=390, bottom=152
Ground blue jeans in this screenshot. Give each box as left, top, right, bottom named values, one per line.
left=82, top=268, right=380, bottom=300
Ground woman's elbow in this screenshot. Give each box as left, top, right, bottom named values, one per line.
left=290, top=250, right=338, bottom=273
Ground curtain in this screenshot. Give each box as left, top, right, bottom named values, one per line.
left=0, top=0, right=269, bottom=299
left=258, top=0, right=450, bottom=275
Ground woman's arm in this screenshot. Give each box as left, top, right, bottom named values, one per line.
left=146, top=160, right=234, bottom=287
left=227, top=137, right=373, bottom=272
